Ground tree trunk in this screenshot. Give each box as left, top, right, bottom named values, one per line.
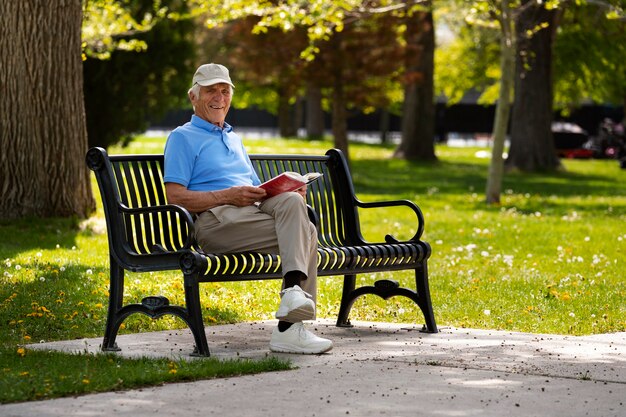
left=0, top=0, right=94, bottom=219
left=394, top=5, right=436, bottom=161
left=332, top=80, right=349, bottom=160
left=305, top=84, right=325, bottom=139
left=380, top=109, right=390, bottom=144
left=293, top=96, right=304, bottom=137
left=486, top=0, right=516, bottom=205
left=277, top=89, right=297, bottom=137
left=506, top=2, right=562, bottom=172
left=330, top=32, right=349, bottom=159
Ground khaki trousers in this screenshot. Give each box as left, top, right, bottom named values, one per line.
left=194, top=192, right=318, bottom=302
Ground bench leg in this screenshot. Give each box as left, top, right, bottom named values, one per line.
left=184, top=273, right=211, bottom=357
left=415, top=261, right=438, bottom=333
left=102, top=260, right=124, bottom=352
left=336, top=274, right=356, bottom=327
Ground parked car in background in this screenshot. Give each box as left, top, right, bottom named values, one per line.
left=553, top=121, right=593, bottom=159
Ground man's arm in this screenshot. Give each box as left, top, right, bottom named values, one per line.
left=165, top=182, right=267, bottom=213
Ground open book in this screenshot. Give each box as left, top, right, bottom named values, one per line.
left=259, top=171, right=323, bottom=198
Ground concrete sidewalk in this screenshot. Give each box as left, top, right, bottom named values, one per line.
left=2, top=320, right=625, bottom=417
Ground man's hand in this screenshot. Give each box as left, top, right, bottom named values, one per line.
left=295, top=185, right=307, bottom=199
left=225, top=186, right=267, bottom=206
left=165, top=183, right=266, bottom=213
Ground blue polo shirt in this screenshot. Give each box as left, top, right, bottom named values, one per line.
left=163, top=115, right=261, bottom=191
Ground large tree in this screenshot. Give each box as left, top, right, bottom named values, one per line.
left=506, top=1, right=562, bottom=172
left=0, top=0, right=165, bottom=220
left=394, top=3, right=437, bottom=161
left=0, top=0, right=93, bottom=219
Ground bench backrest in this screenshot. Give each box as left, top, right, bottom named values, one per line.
left=86, top=147, right=360, bottom=270
left=250, top=151, right=354, bottom=248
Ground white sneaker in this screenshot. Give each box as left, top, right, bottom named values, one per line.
left=270, top=322, right=333, bottom=354
left=275, top=285, right=315, bottom=322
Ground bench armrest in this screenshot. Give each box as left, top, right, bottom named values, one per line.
left=118, top=203, right=196, bottom=251
left=355, top=199, right=425, bottom=243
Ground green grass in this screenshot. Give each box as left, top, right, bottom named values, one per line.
left=2, top=135, right=625, bottom=402
left=0, top=348, right=289, bottom=404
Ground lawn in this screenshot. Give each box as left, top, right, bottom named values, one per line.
left=1, top=135, right=625, bottom=402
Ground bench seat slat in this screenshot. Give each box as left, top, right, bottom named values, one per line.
left=193, top=243, right=425, bottom=281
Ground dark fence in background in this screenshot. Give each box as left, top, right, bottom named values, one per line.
left=151, top=103, right=624, bottom=138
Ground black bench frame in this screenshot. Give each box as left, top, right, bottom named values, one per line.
left=86, top=147, right=437, bottom=356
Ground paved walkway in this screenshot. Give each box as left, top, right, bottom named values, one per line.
left=2, top=320, right=625, bottom=417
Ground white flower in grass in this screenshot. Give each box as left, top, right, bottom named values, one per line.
left=60, top=266, right=65, bottom=272
left=481, top=251, right=489, bottom=257
left=483, top=309, right=491, bottom=316
left=584, top=236, right=590, bottom=242
left=86, top=269, right=93, bottom=275
left=39, top=277, right=45, bottom=282
left=15, top=265, right=21, bottom=270
left=569, top=312, right=575, bottom=318
left=36, top=252, right=42, bottom=258
left=503, top=255, right=514, bottom=267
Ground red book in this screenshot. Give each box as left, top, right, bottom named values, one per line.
left=259, top=171, right=322, bottom=198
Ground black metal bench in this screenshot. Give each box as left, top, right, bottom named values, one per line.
left=86, top=147, right=437, bottom=356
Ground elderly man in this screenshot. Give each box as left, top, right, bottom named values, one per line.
left=163, top=63, right=332, bottom=354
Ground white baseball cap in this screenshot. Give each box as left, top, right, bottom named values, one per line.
left=192, top=63, right=235, bottom=88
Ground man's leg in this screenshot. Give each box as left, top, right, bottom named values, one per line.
left=258, top=193, right=318, bottom=324
left=195, top=203, right=314, bottom=322
left=194, top=194, right=331, bottom=353
left=258, top=194, right=331, bottom=353
left=195, top=196, right=316, bottom=295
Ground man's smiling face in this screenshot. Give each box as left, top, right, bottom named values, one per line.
left=191, top=82, right=232, bottom=127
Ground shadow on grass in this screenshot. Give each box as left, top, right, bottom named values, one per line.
left=350, top=158, right=626, bottom=201
left=0, top=261, right=243, bottom=347
left=0, top=219, right=243, bottom=348
left=0, top=216, right=84, bottom=260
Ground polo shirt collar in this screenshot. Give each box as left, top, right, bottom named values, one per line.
left=191, top=115, right=232, bottom=133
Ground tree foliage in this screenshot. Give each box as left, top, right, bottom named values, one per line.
left=187, top=0, right=434, bottom=160
left=82, top=0, right=168, bottom=59
left=204, top=3, right=409, bottom=157
left=83, top=0, right=196, bottom=149
left=554, top=1, right=626, bottom=113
